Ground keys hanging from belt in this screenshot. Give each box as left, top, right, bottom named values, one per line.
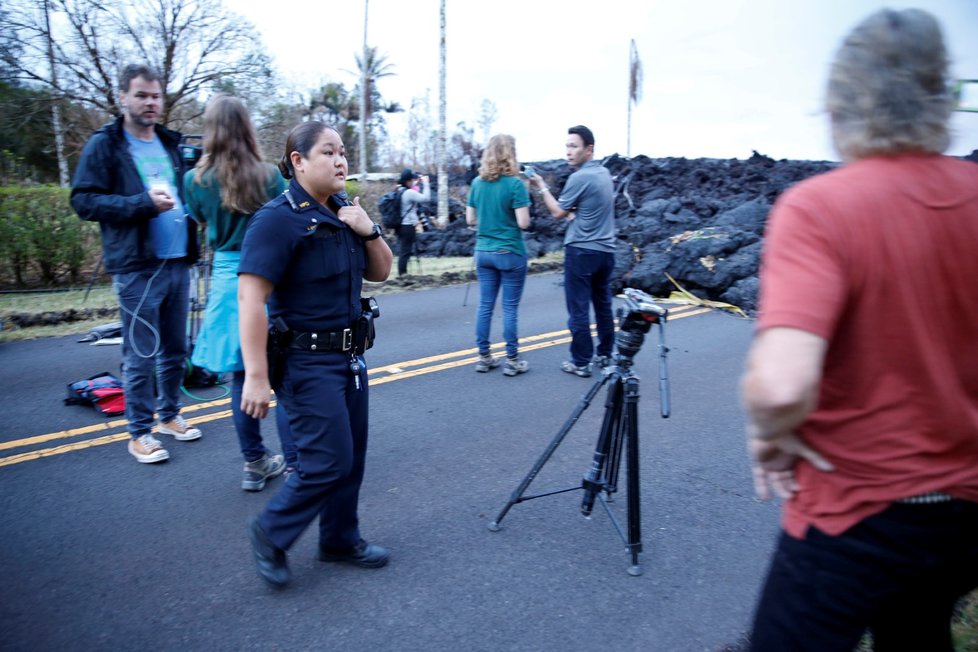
left=350, top=354, right=362, bottom=390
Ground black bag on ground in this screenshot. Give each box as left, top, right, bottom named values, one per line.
left=378, top=187, right=405, bottom=230
left=65, top=372, right=126, bottom=416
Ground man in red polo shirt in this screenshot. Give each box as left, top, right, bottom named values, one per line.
left=742, top=8, right=978, bottom=651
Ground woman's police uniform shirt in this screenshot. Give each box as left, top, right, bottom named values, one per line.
left=239, top=179, right=366, bottom=333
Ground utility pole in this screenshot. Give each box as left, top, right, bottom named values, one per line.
left=437, top=0, right=448, bottom=226
left=627, top=39, right=643, bottom=159
left=359, top=0, right=369, bottom=178
left=44, top=0, right=69, bottom=187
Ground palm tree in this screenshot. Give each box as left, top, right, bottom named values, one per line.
left=351, top=44, right=396, bottom=173
left=354, top=46, right=396, bottom=123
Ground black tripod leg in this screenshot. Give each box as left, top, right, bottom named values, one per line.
left=489, top=374, right=609, bottom=531
left=623, top=376, right=643, bottom=576
left=581, top=376, right=623, bottom=516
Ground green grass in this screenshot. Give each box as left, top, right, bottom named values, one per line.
left=0, top=286, right=119, bottom=342
left=0, top=253, right=564, bottom=343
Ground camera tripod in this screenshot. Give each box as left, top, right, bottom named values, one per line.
left=488, top=289, right=670, bottom=576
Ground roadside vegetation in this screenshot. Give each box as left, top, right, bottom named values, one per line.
left=0, top=253, right=564, bottom=343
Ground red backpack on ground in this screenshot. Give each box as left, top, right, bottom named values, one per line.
left=64, top=372, right=126, bottom=416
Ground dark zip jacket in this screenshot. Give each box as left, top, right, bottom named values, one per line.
left=70, top=116, right=199, bottom=274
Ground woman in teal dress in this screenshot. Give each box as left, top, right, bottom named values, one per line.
left=183, top=95, right=295, bottom=491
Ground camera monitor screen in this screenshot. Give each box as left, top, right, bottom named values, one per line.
left=955, top=79, right=978, bottom=113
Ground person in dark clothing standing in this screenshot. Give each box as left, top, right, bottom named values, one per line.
left=238, top=121, right=393, bottom=588
left=395, top=168, right=430, bottom=276
left=71, top=63, right=203, bottom=465
left=529, top=125, right=617, bottom=378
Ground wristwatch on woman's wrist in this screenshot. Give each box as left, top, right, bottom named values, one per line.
left=363, top=223, right=384, bottom=241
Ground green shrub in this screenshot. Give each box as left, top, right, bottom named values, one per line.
left=0, top=185, right=99, bottom=287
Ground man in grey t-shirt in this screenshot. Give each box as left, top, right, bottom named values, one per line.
left=530, top=125, right=616, bottom=377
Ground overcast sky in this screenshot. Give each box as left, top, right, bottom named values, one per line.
left=225, top=0, right=978, bottom=164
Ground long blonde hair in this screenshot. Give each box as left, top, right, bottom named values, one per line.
left=193, top=95, right=270, bottom=214
left=478, top=134, right=519, bottom=182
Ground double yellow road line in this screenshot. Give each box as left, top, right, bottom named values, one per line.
left=0, top=305, right=711, bottom=468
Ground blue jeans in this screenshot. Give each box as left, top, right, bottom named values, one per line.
left=113, top=260, right=190, bottom=438
left=475, top=250, right=528, bottom=359
left=231, top=371, right=297, bottom=464
left=563, top=246, right=615, bottom=366
left=751, top=500, right=978, bottom=651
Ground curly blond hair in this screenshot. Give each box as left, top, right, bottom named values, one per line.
left=478, top=134, right=519, bottom=182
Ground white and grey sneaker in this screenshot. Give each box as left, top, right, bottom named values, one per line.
left=474, top=354, right=501, bottom=373
left=242, top=453, right=286, bottom=492
left=503, top=357, right=529, bottom=377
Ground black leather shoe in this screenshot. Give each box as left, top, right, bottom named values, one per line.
left=248, top=516, right=290, bottom=587
left=318, top=539, right=390, bottom=568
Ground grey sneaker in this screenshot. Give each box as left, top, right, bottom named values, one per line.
left=561, top=360, right=592, bottom=378
left=242, top=453, right=286, bottom=492
left=593, top=355, right=613, bottom=370
left=503, top=356, right=529, bottom=376
left=474, top=353, right=501, bottom=373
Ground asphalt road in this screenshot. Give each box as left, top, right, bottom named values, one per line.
left=0, top=272, right=777, bottom=652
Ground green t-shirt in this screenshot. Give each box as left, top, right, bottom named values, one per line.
left=467, top=175, right=530, bottom=255
left=182, top=164, right=286, bottom=252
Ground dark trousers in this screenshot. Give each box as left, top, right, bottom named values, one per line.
left=397, top=224, right=416, bottom=275
left=230, top=370, right=296, bottom=465
left=750, top=500, right=978, bottom=652
left=258, top=350, right=369, bottom=551
left=563, top=246, right=615, bottom=366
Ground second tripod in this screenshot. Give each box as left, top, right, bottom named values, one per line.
left=488, top=288, right=670, bottom=575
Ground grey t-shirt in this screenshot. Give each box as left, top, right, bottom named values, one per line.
left=557, top=160, right=616, bottom=253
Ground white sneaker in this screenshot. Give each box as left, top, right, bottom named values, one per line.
left=158, top=415, right=202, bottom=441
left=128, top=434, right=170, bottom=463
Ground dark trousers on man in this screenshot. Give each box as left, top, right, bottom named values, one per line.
left=750, top=500, right=978, bottom=652
left=563, top=245, right=615, bottom=366
left=397, top=224, right=416, bottom=276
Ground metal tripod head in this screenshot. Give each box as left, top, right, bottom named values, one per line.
left=610, top=288, right=671, bottom=418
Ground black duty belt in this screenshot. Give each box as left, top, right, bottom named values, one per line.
left=289, top=328, right=353, bottom=352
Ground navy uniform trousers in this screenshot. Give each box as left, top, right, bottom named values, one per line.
left=257, top=348, right=368, bottom=551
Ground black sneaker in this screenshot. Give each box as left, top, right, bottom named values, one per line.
left=318, top=539, right=390, bottom=568
left=248, top=516, right=290, bottom=588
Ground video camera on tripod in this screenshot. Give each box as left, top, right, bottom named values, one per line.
left=489, top=287, right=671, bottom=575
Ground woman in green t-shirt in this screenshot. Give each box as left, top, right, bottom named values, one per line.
left=183, top=95, right=294, bottom=491
left=465, top=134, right=532, bottom=377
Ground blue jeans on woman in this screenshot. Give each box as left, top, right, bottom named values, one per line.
left=475, top=250, right=528, bottom=359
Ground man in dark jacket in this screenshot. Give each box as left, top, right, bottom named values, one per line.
left=71, top=63, right=203, bottom=464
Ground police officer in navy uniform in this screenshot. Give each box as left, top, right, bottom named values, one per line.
left=238, top=121, right=393, bottom=588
